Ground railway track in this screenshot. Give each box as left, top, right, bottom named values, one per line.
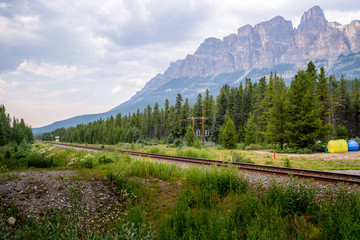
left=49, top=142, right=360, bottom=185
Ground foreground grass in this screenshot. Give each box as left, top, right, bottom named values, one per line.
left=2, top=142, right=360, bottom=239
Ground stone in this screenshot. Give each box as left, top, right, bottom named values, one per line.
left=8, top=217, right=16, bottom=225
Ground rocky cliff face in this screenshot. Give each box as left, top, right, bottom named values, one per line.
left=135, top=6, right=360, bottom=100
left=34, top=6, right=360, bottom=134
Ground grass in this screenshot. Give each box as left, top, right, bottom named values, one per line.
left=50, top=141, right=360, bottom=171
left=3, top=142, right=360, bottom=239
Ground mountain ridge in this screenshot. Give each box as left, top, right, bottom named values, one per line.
left=33, top=6, right=360, bottom=135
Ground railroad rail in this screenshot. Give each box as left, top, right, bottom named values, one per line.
left=49, top=142, right=360, bottom=185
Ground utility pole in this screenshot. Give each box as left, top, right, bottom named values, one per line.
left=186, top=117, right=210, bottom=145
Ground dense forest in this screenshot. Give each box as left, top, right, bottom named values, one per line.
left=0, top=105, right=34, bottom=146
left=41, top=62, right=360, bottom=149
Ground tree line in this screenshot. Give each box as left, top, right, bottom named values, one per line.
left=0, top=105, right=34, bottom=146
left=41, top=62, right=360, bottom=149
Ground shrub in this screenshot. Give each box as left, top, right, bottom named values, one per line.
left=232, top=151, right=254, bottom=164
left=176, top=148, right=212, bottom=159
left=149, top=146, right=165, bottom=154
left=167, top=133, right=174, bottom=144
left=174, top=139, right=182, bottom=148
left=98, top=155, right=114, bottom=164
left=245, top=144, right=263, bottom=150
left=284, top=158, right=292, bottom=168
left=311, top=143, right=326, bottom=152
left=27, top=152, right=53, bottom=168
left=335, top=125, right=348, bottom=139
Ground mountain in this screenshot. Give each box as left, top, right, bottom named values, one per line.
left=33, top=6, right=360, bottom=135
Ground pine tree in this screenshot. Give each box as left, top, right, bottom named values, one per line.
left=351, top=78, right=360, bottom=137
left=174, top=93, right=183, bottom=137
left=244, top=113, right=257, bottom=145
left=266, top=77, right=288, bottom=149
left=193, top=93, right=203, bottom=117
left=316, top=66, right=332, bottom=140
left=203, top=89, right=215, bottom=133
left=0, top=105, right=11, bottom=146
left=287, top=70, right=322, bottom=148
left=221, top=118, right=237, bottom=149
left=212, top=87, right=228, bottom=143
left=153, top=102, right=161, bottom=139
left=254, top=75, right=271, bottom=142
left=184, top=125, right=195, bottom=147
left=232, top=83, right=243, bottom=131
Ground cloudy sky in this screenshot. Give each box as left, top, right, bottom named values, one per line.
left=1, top=0, right=360, bottom=128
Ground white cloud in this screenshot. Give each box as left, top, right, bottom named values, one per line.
left=16, top=60, right=94, bottom=81
left=325, top=10, right=360, bottom=25
left=111, top=86, right=123, bottom=94
left=2, top=0, right=360, bottom=127
left=0, top=15, right=41, bottom=45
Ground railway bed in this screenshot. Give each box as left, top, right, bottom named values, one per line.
left=49, top=142, right=360, bottom=185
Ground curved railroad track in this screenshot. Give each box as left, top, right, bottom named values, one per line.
left=49, top=142, right=360, bottom=185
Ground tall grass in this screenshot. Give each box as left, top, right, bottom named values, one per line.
left=176, top=147, right=213, bottom=159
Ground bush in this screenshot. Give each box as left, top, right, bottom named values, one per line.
left=335, top=125, right=348, bottom=139
left=176, top=148, right=213, bottom=159
left=167, top=133, right=174, bottom=144
left=311, top=143, right=326, bottom=152
left=232, top=151, right=254, bottom=164
left=27, top=152, right=53, bottom=168
left=98, top=155, right=114, bottom=164
left=245, top=144, right=264, bottom=150
left=149, top=146, right=165, bottom=154
left=174, top=139, right=182, bottom=148
left=284, top=158, right=292, bottom=168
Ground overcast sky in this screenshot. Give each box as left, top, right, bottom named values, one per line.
left=1, top=0, right=360, bottom=128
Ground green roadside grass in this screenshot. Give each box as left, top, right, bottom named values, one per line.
left=1, top=142, right=360, bottom=239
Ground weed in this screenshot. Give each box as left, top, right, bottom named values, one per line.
left=232, top=151, right=254, bottom=164
left=284, top=158, right=292, bottom=168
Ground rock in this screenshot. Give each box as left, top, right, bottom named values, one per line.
left=8, top=217, right=16, bottom=225
left=298, top=6, right=328, bottom=33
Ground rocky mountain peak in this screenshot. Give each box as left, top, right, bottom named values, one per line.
left=298, top=6, right=328, bottom=32
left=194, top=37, right=223, bottom=56
left=255, top=16, right=294, bottom=43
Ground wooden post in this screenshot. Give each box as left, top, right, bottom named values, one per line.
left=231, top=149, right=233, bottom=162
left=202, top=117, right=205, bottom=146
left=191, top=117, right=195, bottom=132
left=273, top=152, right=276, bottom=166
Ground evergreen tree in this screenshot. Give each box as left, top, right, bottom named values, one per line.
left=316, top=66, right=332, bottom=140
left=351, top=78, right=360, bottom=137
left=287, top=70, right=322, bottom=148
left=184, top=125, right=195, bottom=147
left=221, top=118, right=237, bottom=149
left=266, top=77, right=288, bottom=149
left=0, top=105, right=11, bottom=145
left=203, top=89, right=215, bottom=133
left=153, top=102, right=161, bottom=139
left=232, top=83, right=243, bottom=131
left=193, top=93, right=203, bottom=117
left=244, top=113, right=257, bottom=145
left=336, top=76, right=351, bottom=131
left=179, top=98, right=191, bottom=137
left=167, top=133, right=174, bottom=144
left=174, top=93, right=183, bottom=137
left=212, top=87, right=228, bottom=143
